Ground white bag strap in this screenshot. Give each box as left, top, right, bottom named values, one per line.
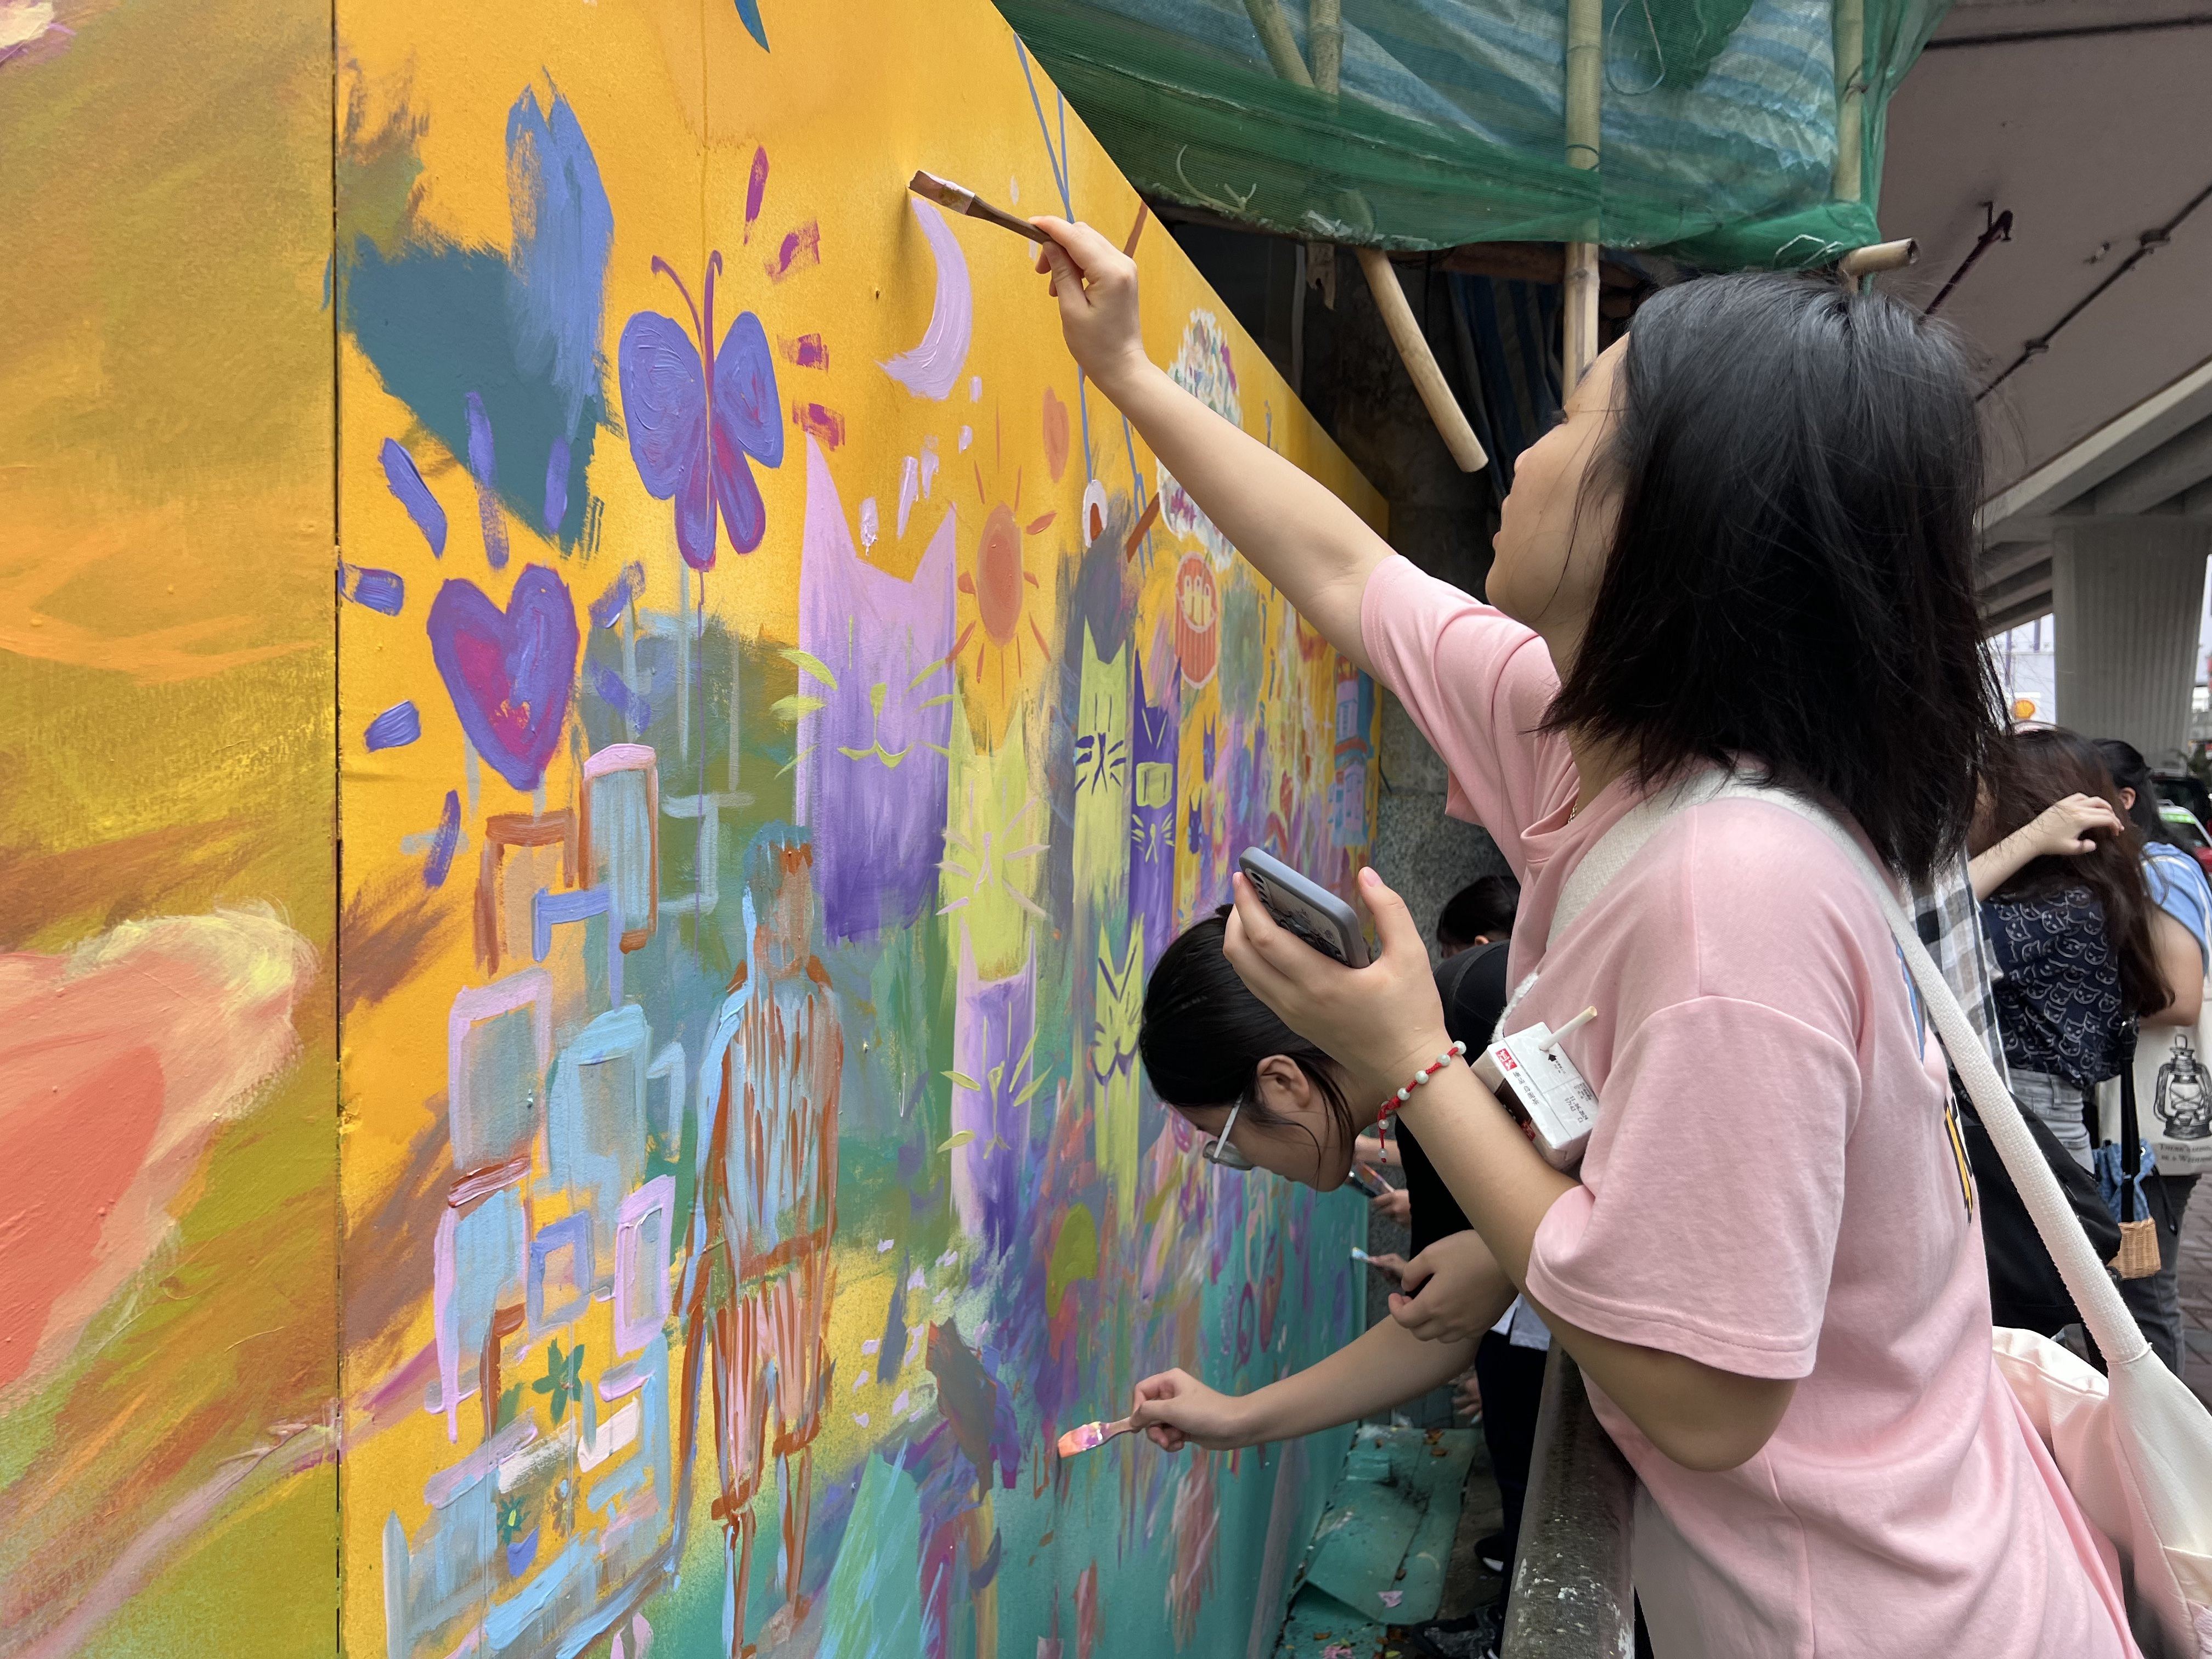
left=1710, top=782, right=2154, bottom=1368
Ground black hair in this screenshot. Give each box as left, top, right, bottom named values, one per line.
left=1437, top=873, right=1521, bottom=949
left=1977, top=726, right=2169, bottom=1017
left=1544, top=273, right=2001, bottom=884
left=2096, top=737, right=2171, bottom=846
left=1137, top=907, right=1356, bottom=1150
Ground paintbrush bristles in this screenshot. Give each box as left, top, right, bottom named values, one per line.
left=907, top=169, right=1040, bottom=242
left=907, top=170, right=974, bottom=214
left=1055, top=1414, right=1135, bottom=1457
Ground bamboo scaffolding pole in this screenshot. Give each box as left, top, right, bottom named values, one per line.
left=1833, top=0, right=1866, bottom=205
left=1563, top=0, right=1605, bottom=387
left=1242, top=0, right=1313, bottom=86
left=1355, top=250, right=1488, bottom=470
left=1838, top=237, right=1916, bottom=278
left=1311, top=0, right=1342, bottom=98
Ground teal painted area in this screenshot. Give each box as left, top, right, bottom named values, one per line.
left=817, top=1455, right=926, bottom=1659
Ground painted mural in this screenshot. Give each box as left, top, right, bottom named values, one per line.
left=0, top=1, right=1383, bottom=1655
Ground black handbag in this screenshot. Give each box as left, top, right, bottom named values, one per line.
left=1957, top=1086, right=2121, bottom=1335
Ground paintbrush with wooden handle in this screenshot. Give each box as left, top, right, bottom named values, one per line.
left=909, top=170, right=1041, bottom=241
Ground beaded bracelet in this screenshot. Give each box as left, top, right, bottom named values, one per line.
left=1374, top=1040, right=1468, bottom=1124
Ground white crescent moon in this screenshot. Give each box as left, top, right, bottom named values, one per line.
left=879, top=196, right=973, bottom=400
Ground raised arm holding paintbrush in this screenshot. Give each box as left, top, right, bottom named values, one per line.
left=1030, top=218, right=1391, bottom=673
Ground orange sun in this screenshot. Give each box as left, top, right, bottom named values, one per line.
left=952, top=413, right=1056, bottom=738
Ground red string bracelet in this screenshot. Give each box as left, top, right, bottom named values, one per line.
left=1374, top=1040, right=1468, bottom=1125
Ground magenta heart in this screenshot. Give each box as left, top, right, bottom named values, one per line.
left=426, top=566, right=579, bottom=792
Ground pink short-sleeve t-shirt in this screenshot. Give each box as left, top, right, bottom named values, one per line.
left=1362, top=555, right=2136, bottom=1659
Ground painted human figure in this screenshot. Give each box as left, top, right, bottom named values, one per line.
left=706, top=836, right=842, bottom=1652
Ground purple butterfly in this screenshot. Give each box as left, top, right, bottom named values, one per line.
left=617, top=251, right=783, bottom=571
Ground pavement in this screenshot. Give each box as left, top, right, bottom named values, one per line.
left=2179, top=1181, right=2212, bottom=1409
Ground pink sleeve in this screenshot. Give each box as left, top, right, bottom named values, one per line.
left=1358, top=555, right=1573, bottom=874
left=1523, top=996, right=1858, bottom=1379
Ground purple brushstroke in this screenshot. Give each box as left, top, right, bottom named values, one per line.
left=589, top=661, right=652, bottom=730
left=542, top=436, right=569, bottom=533
left=378, top=438, right=448, bottom=556
left=765, top=222, right=820, bottom=281
left=464, top=391, right=509, bottom=570
left=425, top=565, right=579, bottom=792
left=424, top=789, right=462, bottom=888
left=341, top=564, right=405, bottom=615
left=950, top=935, right=1035, bottom=1258
left=588, top=561, right=646, bottom=629
left=794, top=437, right=955, bottom=942
left=878, top=198, right=972, bottom=400
left=365, top=701, right=423, bottom=751
left=744, top=146, right=769, bottom=241
left=1130, top=656, right=1178, bottom=968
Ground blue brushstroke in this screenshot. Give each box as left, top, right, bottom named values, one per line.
left=483, top=1539, right=589, bottom=1651
left=342, top=86, right=611, bottom=551
left=1015, top=40, right=1070, bottom=215
left=423, top=788, right=462, bottom=888
left=505, top=86, right=614, bottom=440
left=589, top=661, right=653, bottom=731
left=340, top=563, right=406, bottom=615
left=588, top=560, right=646, bottom=629
left=876, top=1257, right=908, bottom=1385
left=365, top=701, right=423, bottom=751
left=379, top=439, right=449, bottom=555
left=732, top=0, right=769, bottom=50
left=464, top=391, right=509, bottom=570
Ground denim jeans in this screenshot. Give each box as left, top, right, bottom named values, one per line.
left=2011, top=1067, right=2095, bottom=1172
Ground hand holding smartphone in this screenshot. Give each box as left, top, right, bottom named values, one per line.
left=1236, top=847, right=1369, bottom=968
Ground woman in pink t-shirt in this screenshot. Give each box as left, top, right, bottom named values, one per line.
left=1031, top=221, right=2139, bottom=1656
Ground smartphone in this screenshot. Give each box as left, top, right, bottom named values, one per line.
left=1237, top=847, right=1369, bottom=968
left=1345, top=1162, right=1392, bottom=1200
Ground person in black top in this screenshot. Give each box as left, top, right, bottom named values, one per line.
left=1123, top=909, right=1514, bottom=1458
left=1436, top=874, right=1520, bottom=959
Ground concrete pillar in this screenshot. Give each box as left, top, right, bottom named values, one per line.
left=2052, top=517, right=2210, bottom=764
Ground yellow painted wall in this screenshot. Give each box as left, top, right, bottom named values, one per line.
left=1, top=1, right=1383, bottom=1653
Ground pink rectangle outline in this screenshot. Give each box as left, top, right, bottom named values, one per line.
left=613, top=1174, right=676, bottom=1357
left=447, top=969, right=555, bottom=1175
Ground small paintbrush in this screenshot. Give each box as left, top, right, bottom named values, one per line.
left=1056, top=1414, right=1139, bottom=1458
left=909, top=171, right=1041, bottom=242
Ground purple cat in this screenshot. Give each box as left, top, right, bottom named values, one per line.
left=1129, top=656, right=1178, bottom=970
left=794, top=436, right=956, bottom=943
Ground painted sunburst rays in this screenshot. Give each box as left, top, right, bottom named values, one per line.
left=952, top=411, right=1058, bottom=744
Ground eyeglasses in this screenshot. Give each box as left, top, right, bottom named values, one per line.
left=1200, top=1098, right=1255, bottom=1170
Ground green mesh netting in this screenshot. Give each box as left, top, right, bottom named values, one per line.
left=996, top=0, right=1948, bottom=269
